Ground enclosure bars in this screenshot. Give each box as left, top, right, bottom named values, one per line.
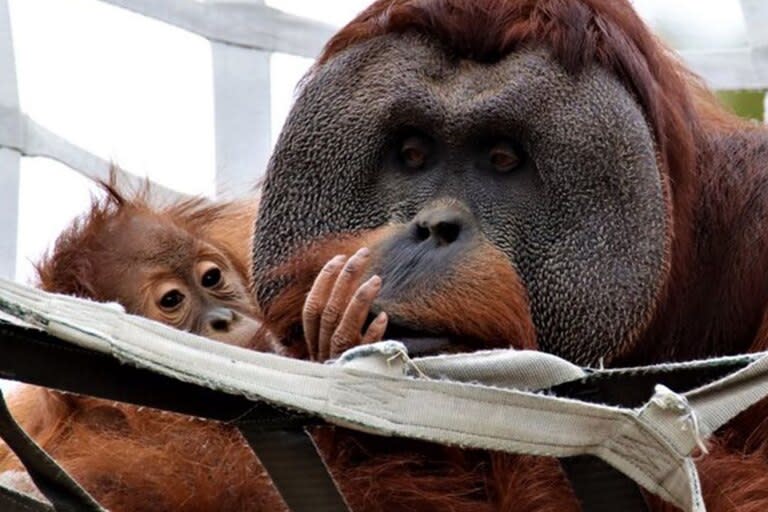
left=95, top=0, right=336, bottom=193
left=680, top=0, right=768, bottom=90
left=0, top=0, right=335, bottom=281
left=0, top=0, right=20, bottom=282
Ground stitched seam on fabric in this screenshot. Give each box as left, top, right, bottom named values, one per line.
left=606, top=420, right=689, bottom=507
left=111, top=334, right=624, bottom=421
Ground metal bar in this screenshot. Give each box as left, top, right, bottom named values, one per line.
left=211, top=41, right=272, bottom=194
left=97, top=0, right=335, bottom=59
left=209, top=0, right=272, bottom=194
left=764, top=93, right=767, bottom=123
left=0, top=0, right=20, bottom=281
left=680, top=48, right=768, bottom=90
left=740, top=0, right=768, bottom=126
left=0, top=150, right=20, bottom=282
left=0, top=108, right=185, bottom=201
left=739, top=0, right=768, bottom=91
left=739, top=0, right=768, bottom=50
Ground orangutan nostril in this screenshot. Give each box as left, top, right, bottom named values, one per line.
left=415, top=224, right=431, bottom=242
left=211, top=318, right=230, bottom=332
left=432, top=221, right=460, bottom=245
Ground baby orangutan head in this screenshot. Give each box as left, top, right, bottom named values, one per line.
left=36, top=182, right=262, bottom=348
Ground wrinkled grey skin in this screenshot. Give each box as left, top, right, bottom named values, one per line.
left=253, top=33, right=669, bottom=365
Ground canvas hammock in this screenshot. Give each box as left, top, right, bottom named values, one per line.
left=1, top=278, right=767, bottom=512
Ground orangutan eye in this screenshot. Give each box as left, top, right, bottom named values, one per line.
left=489, top=142, right=523, bottom=173
left=399, top=135, right=431, bottom=170
left=201, top=267, right=222, bottom=288
left=159, top=290, right=185, bottom=310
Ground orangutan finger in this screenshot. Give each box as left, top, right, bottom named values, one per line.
left=361, top=311, right=388, bottom=346
left=318, top=247, right=371, bottom=361
left=303, top=254, right=346, bottom=361
left=330, top=275, right=383, bottom=357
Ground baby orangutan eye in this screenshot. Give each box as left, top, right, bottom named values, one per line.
left=198, top=260, right=223, bottom=289
left=159, top=289, right=185, bottom=310
left=489, top=141, right=523, bottom=173
left=201, top=267, right=222, bottom=288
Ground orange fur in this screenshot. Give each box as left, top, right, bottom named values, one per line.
left=2, top=387, right=285, bottom=512
left=312, top=429, right=579, bottom=512
left=35, top=180, right=258, bottom=308
left=262, top=228, right=536, bottom=357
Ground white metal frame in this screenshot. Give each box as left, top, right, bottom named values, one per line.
left=678, top=0, right=768, bottom=90
left=0, top=0, right=766, bottom=281
left=0, top=0, right=20, bottom=281
left=0, top=0, right=335, bottom=281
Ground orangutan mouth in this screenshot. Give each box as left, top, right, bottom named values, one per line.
left=382, top=322, right=455, bottom=356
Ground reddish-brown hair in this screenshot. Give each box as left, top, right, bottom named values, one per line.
left=36, top=179, right=257, bottom=300
left=0, top=386, right=285, bottom=511
left=1, top=180, right=270, bottom=510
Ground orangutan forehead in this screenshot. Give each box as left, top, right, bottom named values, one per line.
left=108, top=213, right=197, bottom=269
left=136, top=234, right=196, bottom=267
left=336, top=34, right=560, bottom=84
left=306, top=33, right=631, bottom=140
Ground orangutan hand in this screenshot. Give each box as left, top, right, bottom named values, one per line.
left=302, top=248, right=389, bottom=362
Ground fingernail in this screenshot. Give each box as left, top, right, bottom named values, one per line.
left=365, top=275, right=382, bottom=287
left=374, top=312, right=387, bottom=323
left=356, top=247, right=370, bottom=258
left=323, top=255, right=346, bottom=270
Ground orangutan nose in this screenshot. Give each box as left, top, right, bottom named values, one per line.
left=205, top=307, right=236, bottom=332
left=412, top=205, right=474, bottom=246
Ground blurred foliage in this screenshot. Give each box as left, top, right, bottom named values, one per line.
left=716, top=90, right=766, bottom=122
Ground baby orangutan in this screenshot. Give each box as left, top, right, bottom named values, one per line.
left=0, top=183, right=284, bottom=510
left=0, top=185, right=392, bottom=511
left=36, top=182, right=263, bottom=348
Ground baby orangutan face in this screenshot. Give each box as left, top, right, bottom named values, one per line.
left=148, top=258, right=247, bottom=333
left=96, top=211, right=261, bottom=346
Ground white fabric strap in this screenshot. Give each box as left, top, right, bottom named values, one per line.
left=2, top=279, right=768, bottom=512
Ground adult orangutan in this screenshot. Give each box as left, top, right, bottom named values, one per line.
left=252, top=0, right=768, bottom=510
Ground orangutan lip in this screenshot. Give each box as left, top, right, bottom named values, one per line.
left=397, top=336, right=453, bottom=356
left=381, top=321, right=453, bottom=355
